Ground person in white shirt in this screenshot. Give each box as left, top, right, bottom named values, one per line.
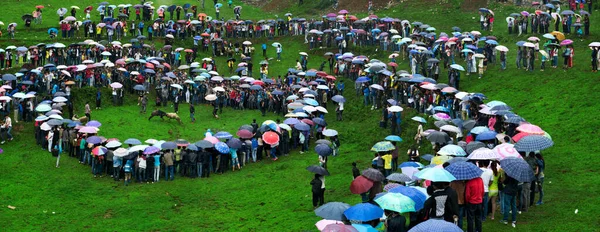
left=1, top=115, right=13, bottom=144
left=336, top=102, right=344, bottom=121
left=137, top=155, right=147, bottom=183
left=479, top=160, right=494, bottom=221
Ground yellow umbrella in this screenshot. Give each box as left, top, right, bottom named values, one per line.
left=550, top=31, right=565, bottom=41
left=71, top=6, right=80, bottom=9
left=431, top=155, right=451, bottom=165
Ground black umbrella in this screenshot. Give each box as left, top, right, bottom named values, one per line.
left=195, top=140, right=214, bottom=149
left=226, top=138, right=242, bottom=149
left=161, top=141, right=177, bottom=150
left=306, top=165, right=330, bottom=176
left=463, top=120, right=476, bottom=131
left=361, top=168, right=385, bottom=182
left=22, top=14, right=34, bottom=21
left=315, top=144, right=333, bottom=156
left=466, top=141, right=486, bottom=154
left=238, top=124, right=254, bottom=132
left=434, top=120, right=449, bottom=128
left=427, top=131, right=450, bottom=144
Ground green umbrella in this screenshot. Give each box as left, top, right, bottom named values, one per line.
left=371, top=141, right=395, bottom=152
left=35, top=104, right=52, bottom=112
left=375, top=193, right=416, bottom=213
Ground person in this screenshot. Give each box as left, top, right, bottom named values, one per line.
left=384, top=209, right=407, bottom=232
left=276, top=44, right=282, bottom=61
left=479, top=160, right=494, bottom=221
left=84, top=102, right=91, bottom=120
left=524, top=152, right=539, bottom=209
left=465, top=175, right=484, bottom=232
left=352, top=162, right=360, bottom=179
left=335, top=101, right=344, bottom=121
left=535, top=153, right=545, bottom=205
left=421, top=182, right=459, bottom=223
left=501, top=173, right=519, bottom=227
left=310, top=174, right=324, bottom=208
left=488, top=161, right=502, bottom=220
left=231, top=148, right=240, bottom=171
left=113, top=154, right=122, bottom=181
left=137, top=154, right=147, bottom=183
left=190, top=104, right=196, bottom=123
left=212, top=100, right=219, bottom=118
left=163, top=150, right=175, bottom=181
left=381, top=152, right=393, bottom=177
left=123, top=159, right=133, bottom=186
left=1, top=115, right=13, bottom=144
left=95, top=88, right=101, bottom=109
left=261, top=43, right=267, bottom=57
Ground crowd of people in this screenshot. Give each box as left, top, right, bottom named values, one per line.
left=0, top=1, right=569, bottom=232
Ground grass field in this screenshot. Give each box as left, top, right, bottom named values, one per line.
left=1, top=0, right=600, bottom=231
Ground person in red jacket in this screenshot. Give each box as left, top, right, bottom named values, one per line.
left=465, top=176, right=484, bottom=232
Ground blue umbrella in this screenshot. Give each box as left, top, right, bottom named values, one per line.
left=414, top=168, right=456, bottom=182
left=444, top=162, right=483, bottom=180
left=470, top=126, right=490, bottom=134
left=304, top=98, right=319, bottom=106
left=226, top=138, right=242, bottom=149
left=433, top=106, right=450, bottom=113
left=505, top=116, right=526, bottom=124
left=187, top=144, right=199, bottom=151
left=284, top=118, right=300, bottom=125
left=48, top=28, right=58, bottom=35
left=388, top=186, right=426, bottom=211
left=438, top=144, right=467, bottom=157
left=161, top=141, right=177, bottom=150
left=195, top=140, right=214, bottom=149
left=214, top=3, right=223, bottom=8
left=315, top=144, right=333, bottom=156
left=485, top=40, right=498, bottom=45
left=398, top=162, right=423, bottom=168
left=355, top=76, right=371, bottom=83
left=124, top=138, right=141, bottom=145
left=516, top=41, right=526, bottom=46
left=411, top=116, right=427, bottom=124
left=215, top=142, right=230, bottom=154
left=420, top=154, right=434, bottom=161
left=133, top=85, right=145, bottom=91
left=305, top=71, right=317, bottom=77
left=476, top=130, right=497, bottom=141
left=352, top=224, right=378, bottom=232
left=545, top=3, right=554, bottom=8
left=312, top=118, right=327, bottom=126
left=144, top=69, right=155, bottom=74
left=409, top=219, right=462, bottom=232
left=385, top=135, right=403, bottom=142
left=86, top=136, right=103, bottom=144
left=294, top=122, right=311, bottom=131
left=214, top=131, right=233, bottom=139
left=343, top=203, right=384, bottom=221
left=331, top=95, right=346, bottom=103
left=314, top=202, right=351, bottom=220
left=500, top=157, right=536, bottom=182
left=2, top=74, right=16, bottom=81
left=250, top=85, right=262, bottom=91
left=514, top=135, right=553, bottom=152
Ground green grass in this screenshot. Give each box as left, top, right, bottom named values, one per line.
left=1, top=0, right=600, bottom=231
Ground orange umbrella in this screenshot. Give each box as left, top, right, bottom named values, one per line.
left=550, top=31, right=565, bottom=41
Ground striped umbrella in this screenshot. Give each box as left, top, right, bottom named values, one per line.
left=500, top=157, right=536, bottom=182
left=493, top=143, right=522, bottom=160
left=514, top=135, right=553, bottom=152
left=444, top=161, right=483, bottom=180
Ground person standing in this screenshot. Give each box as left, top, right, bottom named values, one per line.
left=465, top=176, right=484, bottom=232
left=190, top=104, right=196, bottom=123
left=95, top=88, right=102, bottom=109
left=310, top=174, right=325, bottom=208
left=113, top=155, right=122, bottom=181
left=163, top=150, right=174, bottom=181
left=123, top=159, right=133, bottom=186
left=85, top=102, right=91, bottom=120
left=1, top=115, right=13, bottom=144
left=153, top=153, right=161, bottom=182
left=480, top=160, right=494, bottom=221
left=276, top=45, right=282, bottom=61
left=501, top=174, right=519, bottom=227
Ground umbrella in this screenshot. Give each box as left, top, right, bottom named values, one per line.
left=315, top=144, right=333, bottom=156
left=323, top=224, right=358, bottom=232
left=91, top=146, right=108, bottom=156
left=113, top=148, right=129, bottom=157
left=466, top=141, right=486, bottom=154
left=262, top=131, right=279, bottom=145
left=350, top=176, right=374, bottom=194
left=514, top=135, right=553, bottom=152
left=414, top=168, right=456, bottom=182
left=444, top=161, right=483, bottom=180
left=214, top=131, right=233, bottom=139
left=331, top=95, right=346, bottom=103
left=386, top=173, right=412, bottom=183
left=106, top=141, right=122, bottom=149
left=315, top=202, right=351, bottom=220
left=411, top=116, right=427, bottom=124
left=78, top=127, right=98, bottom=134
left=385, top=135, right=403, bottom=142
left=375, top=192, right=416, bottom=213
left=226, top=138, right=242, bottom=149
left=124, top=138, right=141, bottom=145
left=371, top=141, right=395, bottom=152
left=468, top=148, right=500, bottom=160
left=500, top=158, right=536, bottom=182
left=86, top=120, right=102, bottom=128
left=493, top=143, right=521, bottom=160
left=438, top=145, right=467, bottom=157
left=426, top=131, right=450, bottom=144
left=388, top=186, right=426, bottom=210
left=307, top=165, right=330, bottom=176
left=408, top=219, right=462, bottom=232
left=343, top=203, right=384, bottom=221
left=516, top=124, right=545, bottom=135
left=322, top=129, right=338, bottom=137
left=476, top=130, right=498, bottom=141
left=362, top=168, right=385, bottom=182
left=212, top=142, right=228, bottom=154
left=143, top=146, right=160, bottom=155
left=195, top=140, right=214, bottom=149
left=236, top=130, right=253, bottom=139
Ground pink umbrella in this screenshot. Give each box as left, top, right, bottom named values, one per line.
left=433, top=113, right=451, bottom=121
left=97, top=23, right=106, bottom=27
left=115, top=59, right=125, bottom=65
left=326, top=13, right=337, bottom=18
left=64, top=16, right=76, bottom=22
left=493, top=143, right=522, bottom=160
left=338, top=9, right=348, bottom=14
left=79, top=126, right=99, bottom=134
left=315, top=219, right=343, bottom=231
left=204, top=136, right=219, bottom=144
left=516, top=124, right=545, bottom=135
left=560, top=39, right=573, bottom=46
left=110, top=82, right=123, bottom=88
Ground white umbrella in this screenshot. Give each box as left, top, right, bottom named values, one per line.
left=205, top=94, right=217, bottom=101
left=388, top=106, right=403, bottom=112
left=171, top=84, right=183, bottom=89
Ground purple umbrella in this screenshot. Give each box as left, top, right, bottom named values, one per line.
left=86, top=136, right=103, bottom=144
left=338, top=10, right=348, bottom=14
left=86, top=120, right=102, bottom=127
left=143, top=146, right=160, bottom=155
left=284, top=118, right=300, bottom=125
left=79, top=126, right=98, bottom=134
left=294, top=122, right=311, bottom=131
left=226, top=138, right=242, bottom=149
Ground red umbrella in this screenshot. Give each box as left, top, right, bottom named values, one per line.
left=350, top=176, right=374, bottom=194
left=184, top=49, right=194, bottom=53
left=262, top=131, right=279, bottom=145
left=252, top=80, right=265, bottom=86
left=387, top=62, right=398, bottom=67
left=201, top=33, right=210, bottom=37
left=302, top=119, right=315, bottom=126
left=145, top=63, right=154, bottom=69
left=162, top=63, right=171, bottom=69
left=512, top=132, right=530, bottom=142
left=316, top=71, right=328, bottom=77
left=36, top=5, right=45, bottom=9
left=236, top=129, right=253, bottom=139
left=325, top=75, right=336, bottom=80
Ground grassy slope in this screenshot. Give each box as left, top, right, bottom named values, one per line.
left=1, top=0, right=600, bottom=231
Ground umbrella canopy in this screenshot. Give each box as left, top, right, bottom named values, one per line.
left=371, top=141, right=395, bottom=152
left=493, top=143, right=521, bottom=160
left=426, top=131, right=450, bottom=144
left=385, top=135, right=403, bottom=142
left=468, top=148, right=500, bottom=160
left=466, top=141, right=486, bottom=154
left=408, top=219, right=462, bottom=232
left=350, top=176, right=374, bottom=194
left=124, top=138, right=141, bottom=145
left=215, top=142, right=230, bottom=154
left=315, top=202, right=351, bottom=221
left=262, top=131, right=279, bottom=145
left=438, top=144, right=467, bottom=157
left=375, top=192, right=416, bottom=213
left=386, top=173, right=412, bottom=183
left=500, top=157, right=536, bottom=182
left=322, top=129, right=338, bottom=137
left=161, top=141, right=177, bottom=150
left=306, top=165, right=330, bottom=176
left=414, top=168, right=456, bottom=182
left=343, top=203, right=384, bottom=221
left=315, top=144, right=333, bottom=156
left=514, top=135, right=553, bottom=152
left=323, top=224, right=358, bottom=232
left=444, top=162, right=483, bottom=180
left=362, top=168, right=385, bottom=182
